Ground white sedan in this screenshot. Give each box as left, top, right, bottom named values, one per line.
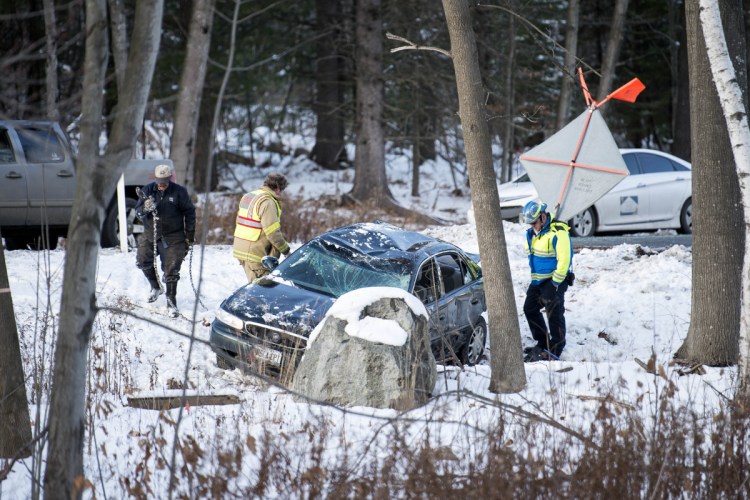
left=483, top=149, right=692, bottom=237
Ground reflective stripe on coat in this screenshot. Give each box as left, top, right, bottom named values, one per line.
left=232, top=186, right=290, bottom=263
left=525, top=220, right=572, bottom=285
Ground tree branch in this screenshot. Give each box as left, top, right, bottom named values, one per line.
left=386, top=32, right=451, bottom=58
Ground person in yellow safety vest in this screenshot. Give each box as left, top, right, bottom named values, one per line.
left=520, top=200, right=574, bottom=362
left=233, top=173, right=291, bottom=281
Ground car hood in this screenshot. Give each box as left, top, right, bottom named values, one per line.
left=497, top=181, right=537, bottom=205
left=222, top=279, right=336, bottom=337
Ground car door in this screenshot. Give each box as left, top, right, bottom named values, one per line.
left=413, top=258, right=453, bottom=361
left=0, top=126, right=27, bottom=227
left=594, top=153, right=651, bottom=228
left=634, top=152, right=691, bottom=223
left=19, top=125, right=75, bottom=227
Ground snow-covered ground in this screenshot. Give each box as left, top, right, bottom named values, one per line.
left=2, top=152, right=727, bottom=498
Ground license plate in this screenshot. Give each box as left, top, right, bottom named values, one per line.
left=253, top=345, right=282, bottom=366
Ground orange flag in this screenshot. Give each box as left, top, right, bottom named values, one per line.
left=607, top=78, right=646, bottom=103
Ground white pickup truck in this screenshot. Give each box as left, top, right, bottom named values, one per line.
left=0, top=120, right=170, bottom=250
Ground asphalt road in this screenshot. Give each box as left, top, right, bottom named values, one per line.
left=572, top=233, right=692, bottom=250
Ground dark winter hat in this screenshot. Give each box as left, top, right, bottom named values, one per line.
left=264, top=173, right=289, bottom=192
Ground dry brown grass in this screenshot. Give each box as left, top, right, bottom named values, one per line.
left=111, top=397, right=750, bottom=498
left=196, top=192, right=445, bottom=246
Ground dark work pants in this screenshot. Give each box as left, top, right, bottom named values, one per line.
left=523, top=279, right=569, bottom=356
left=136, top=237, right=187, bottom=284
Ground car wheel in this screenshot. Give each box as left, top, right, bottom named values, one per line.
left=679, top=197, right=692, bottom=234
left=459, top=318, right=487, bottom=366
left=216, top=352, right=235, bottom=370
left=102, top=197, right=139, bottom=248
left=569, top=207, right=597, bottom=237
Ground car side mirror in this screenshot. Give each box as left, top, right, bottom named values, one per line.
left=261, top=255, right=279, bottom=271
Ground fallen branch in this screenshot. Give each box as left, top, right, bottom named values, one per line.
left=572, top=394, right=636, bottom=411
left=128, top=394, right=241, bottom=410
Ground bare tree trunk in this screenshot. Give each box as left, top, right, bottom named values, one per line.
left=42, top=0, right=59, bottom=122
left=311, top=0, right=347, bottom=170
left=43, top=0, right=107, bottom=492
left=596, top=0, right=629, bottom=102
left=673, top=2, right=691, bottom=161
left=442, top=0, right=525, bottom=393
left=698, top=0, right=750, bottom=399
left=675, top=0, right=745, bottom=367
left=500, top=2, right=516, bottom=184
left=43, top=0, right=163, bottom=497
left=108, top=0, right=129, bottom=91
left=193, top=91, right=216, bottom=193
left=171, top=0, right=216, bottom=194
left=349, top=0, right=394, bottom=206
left=556, top=0, right=579, bottom=130
left=0, top=229, right=32, bottom=459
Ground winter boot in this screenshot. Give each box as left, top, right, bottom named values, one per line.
left=148, top=286, right=163, bottom=303
left=166, top=281, right=179, bottom=318
left=144, top=269, right=163, bottom=303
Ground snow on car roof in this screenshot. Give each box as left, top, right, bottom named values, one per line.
left=322, top=222, right=435, bottom=255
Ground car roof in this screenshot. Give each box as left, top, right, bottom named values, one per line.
left=318, top=222, right=455, bottom=261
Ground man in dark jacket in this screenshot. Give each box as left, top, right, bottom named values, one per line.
left=135, top=164, right=196, bottom=317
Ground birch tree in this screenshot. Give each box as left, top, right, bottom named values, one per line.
left=442, top=0, right=525, bottom=393
left=698, top=0, right=750, bottom=399
left=43, top=0, right=164, bottom=496
left=675, top=0, right=745, bottom=366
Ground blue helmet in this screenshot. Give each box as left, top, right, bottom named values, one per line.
left=521, top=200, right=547, bottom=224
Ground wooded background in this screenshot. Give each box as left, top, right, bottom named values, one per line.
left=0, top=0, right=693, bottom=192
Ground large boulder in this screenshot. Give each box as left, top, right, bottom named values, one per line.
left=291, top=287, right=436, bottom=409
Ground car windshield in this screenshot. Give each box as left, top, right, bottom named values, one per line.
left=273, top=239, right=412, bottom=298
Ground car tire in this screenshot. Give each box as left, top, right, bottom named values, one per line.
left=679, top=197, right=692, bottom=234
left=102, top=197, right=139, bottom=248
left=459, top=318, right=487, bottom=366
left=569, top=207, right=597, bottom=237
left=216, top=352, right=235, bottom=370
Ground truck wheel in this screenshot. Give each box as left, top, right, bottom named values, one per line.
left=102, top=197, right=139, bottom=248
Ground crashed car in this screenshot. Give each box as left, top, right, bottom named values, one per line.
left=209, top=222, right=487, bottom=381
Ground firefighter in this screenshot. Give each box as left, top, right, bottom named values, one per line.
left=520, top=200, right=574, bottom=361
left=135, top=164, right=196, bottom=318
left=233, top=173, right=291, bottom=281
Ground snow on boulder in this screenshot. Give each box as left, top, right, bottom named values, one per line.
left=291, top=287, right=436, bottom=409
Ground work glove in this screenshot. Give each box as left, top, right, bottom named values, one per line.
left=143, top=197, right=157, bottom=213
left=541, top=280, right=558, bottom=304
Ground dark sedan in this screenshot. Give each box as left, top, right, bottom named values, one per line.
left=209, top=222, right=487, bottom=381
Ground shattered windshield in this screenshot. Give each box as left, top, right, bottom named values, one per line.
left=274, top=239, right=411, bottom=298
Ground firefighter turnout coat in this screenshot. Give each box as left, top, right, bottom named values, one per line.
left=232, top=186, right=290, bottom=268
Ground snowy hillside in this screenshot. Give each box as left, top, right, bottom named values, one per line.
left=2, top=155, right=731, bottom=498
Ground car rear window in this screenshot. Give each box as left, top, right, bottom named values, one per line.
left=17, top=127, right=65, bottom=163
left=636, top=153, right=677, bottom=174
left=0, top=129, right=15, bottom=163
